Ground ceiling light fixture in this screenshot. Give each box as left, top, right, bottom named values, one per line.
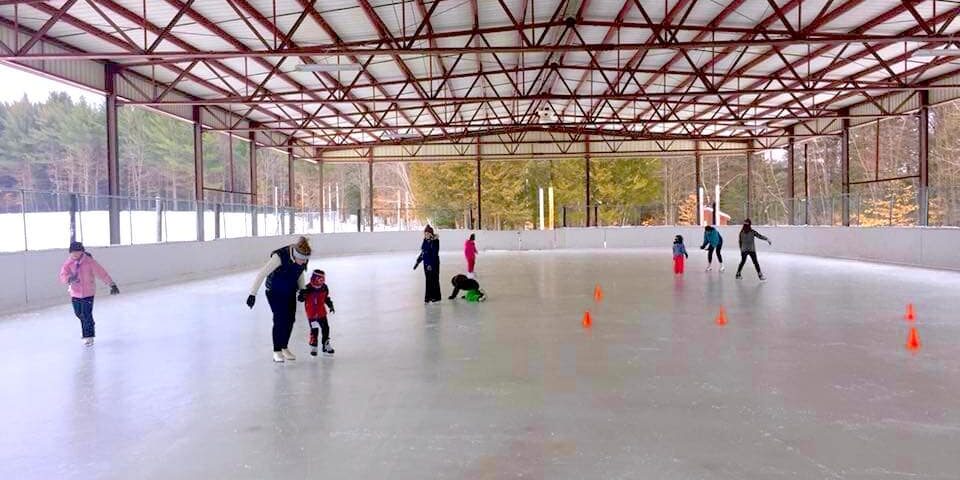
left=294, top=63, right=363, bottom=72
left=913, top=47, right=960, bottom=57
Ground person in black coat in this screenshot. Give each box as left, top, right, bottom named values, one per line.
left=414, top=225, right=442, bottom=303
left=247, top=236, right=312, bottom=363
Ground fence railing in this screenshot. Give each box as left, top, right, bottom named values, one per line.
left=1, top=187, right=958, bottom=252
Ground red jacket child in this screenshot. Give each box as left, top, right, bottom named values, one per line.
left=298, top=270, right=336, bottom=356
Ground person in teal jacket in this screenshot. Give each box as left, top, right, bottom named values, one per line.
left=699, top=225, right=724, bottom=272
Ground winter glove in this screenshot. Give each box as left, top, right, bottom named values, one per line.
left=329, top=306, right=335, bottom=314
left=767, top=239, right=773, bottom=246
left=297, top=290, right=307, bottom=302
left=246, top=295, right=256, bottom=309
left=109, top=283, right=120, bottom=295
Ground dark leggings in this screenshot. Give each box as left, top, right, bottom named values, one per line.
left=266, top=290, right=296, bottom=352
left=707, top=244, right=723, bottom=264
left=309, top=317, right=330, bottom=346
left=424, top=267, right=442, bottom=302
left=72, top=296, right=95, bottom=338
left=736, top=251, right=761, bottom=275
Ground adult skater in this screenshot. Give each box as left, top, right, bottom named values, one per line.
left=699, top=225, right=724, bottom=272
left=58, top=241, right=120, bottom=346
left=413, top=225, right=442, bottom=303
left=735, top=219, right=771, bottom=281
left=464, top=233, right=478, bottom=278
left=247, top=236, right=312, bottom=363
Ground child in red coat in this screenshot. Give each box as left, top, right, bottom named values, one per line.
left=298, top=270, right=335, bottom=356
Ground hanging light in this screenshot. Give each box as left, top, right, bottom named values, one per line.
left=294, top=63, right=363, bottom=72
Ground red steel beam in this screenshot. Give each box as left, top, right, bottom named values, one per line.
left=693, top=2, right=960, bottom=135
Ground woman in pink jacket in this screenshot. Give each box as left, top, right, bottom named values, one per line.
left=59, top=241, right=119, bottom=346
left=464, top=233, right=478, bottom=279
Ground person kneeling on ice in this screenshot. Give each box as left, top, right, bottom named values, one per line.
left=672, top=235, right=689, bottom=275
left=448, top=274, right=485, bottom=302
left=298, top=270, right=336, bottom=356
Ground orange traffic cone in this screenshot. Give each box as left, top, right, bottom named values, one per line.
left=715, top=307, right=728, bottom=326
left=582, top=311, right=593, bottom=328
left=594, top=284, right=604, bottom=302
left=906, top=327, right=921, bottom=351
left=905, top=303, right=916, bottom=322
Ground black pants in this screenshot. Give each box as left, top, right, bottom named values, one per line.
left=424, top=267, right=442, bottom=302
left=71, top=296, right=95, bottom=338
left=707, top=244, right=723, bottom=264
left=736, top=251, right=761, bottom=275
left=309, top=317, right=330, bottom=346
left=266, top=290, right=296, bottom=352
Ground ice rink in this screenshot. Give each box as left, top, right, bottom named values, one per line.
left=2, top=249, right=959, bottom=479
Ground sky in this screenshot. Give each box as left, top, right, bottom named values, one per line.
left=0, top=63, right=104, bottom=105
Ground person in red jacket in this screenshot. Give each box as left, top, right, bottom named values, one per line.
left=298, top=270, right=335, bottom=356
left=464, top=233, right=478, bottom=279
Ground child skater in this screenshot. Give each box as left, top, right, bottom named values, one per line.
left=58, top=241, right=120, bottom=346
left=298, top=269, right=335, bottom=356
left=464, top=233, right=478, bottom=279
left=672, top=235, right=689, bottom=275
left=448, top=273, right=486, bottom=302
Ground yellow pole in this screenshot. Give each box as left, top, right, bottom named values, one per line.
left=548, top=186, right=555, bottom=230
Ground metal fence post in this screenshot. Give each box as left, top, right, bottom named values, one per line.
left=156, top=196, right=163, bottom=243
left=21, top=190, right=28, bottom=251
left=69, top=193, right=78, bottom=243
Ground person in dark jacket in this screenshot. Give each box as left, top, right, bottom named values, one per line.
left=414, top=225, right=442, bottom=303
left=735, top=219, right=771, bottom=281
left=449, top=274, right=485, bottom=302
left=247, top=236, right=312, bottom=363
left=299, top=269, right=335, bottom=357
left=699, top=225, right=724, bottom=272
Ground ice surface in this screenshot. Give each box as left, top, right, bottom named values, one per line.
left=1, top=250, right=959, bottom=479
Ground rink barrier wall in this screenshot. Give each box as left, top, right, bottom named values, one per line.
left=0, top=226, right=957, bottom=313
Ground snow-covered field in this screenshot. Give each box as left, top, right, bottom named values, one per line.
left=0, top=210, right=424, bottom=252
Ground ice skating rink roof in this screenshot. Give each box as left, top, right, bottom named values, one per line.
left=3, top=0, right=960, bottom=160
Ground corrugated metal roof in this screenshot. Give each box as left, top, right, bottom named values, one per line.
left=2, top=0, right=960, bottom=154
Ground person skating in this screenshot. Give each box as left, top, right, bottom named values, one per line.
left=735, top=219, right=771, bottom=281
left=699, top=225, right=725, bottom=272
left=298, top=270, right=335, bottom=356
left=58, top=241, right=119, bottom=346
left=672, top=235, right=689, bottom=275
left=464, top=233, right=478, bottom=279
left=448, top=273, right=485, bottom=302
left=413, top=225, right=442, bottom=303
left=247, top=236, right=312, bottom=363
